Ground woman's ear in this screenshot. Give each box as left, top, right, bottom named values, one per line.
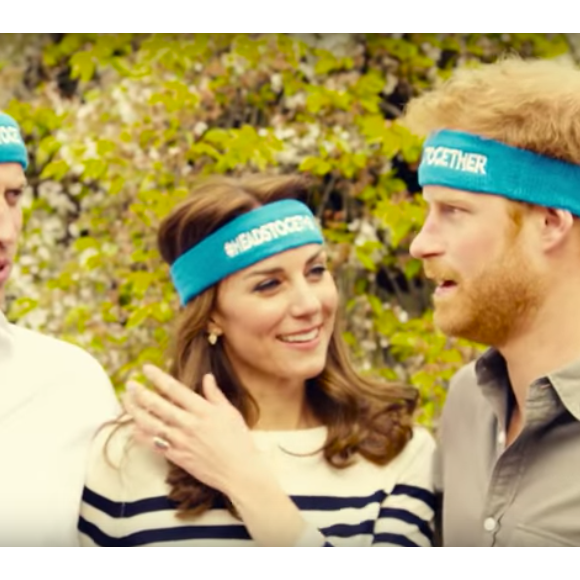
left=207, top=326, right=223, bottom=337
left=206, top=313, right=223, bottom=337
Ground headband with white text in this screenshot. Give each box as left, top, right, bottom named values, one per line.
left=419, top=129, right=580, bottom=216
left=170, top=199, right=324, bottom=305
left=0, top=112, right=28, bottom=170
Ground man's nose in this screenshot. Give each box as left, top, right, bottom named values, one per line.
left=411, top=223, right=444, bottom=260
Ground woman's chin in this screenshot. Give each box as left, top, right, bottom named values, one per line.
left=280, top=361, right=326, bottom=383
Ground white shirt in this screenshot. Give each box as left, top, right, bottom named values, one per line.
left=0, top=311, right=119, bottom=546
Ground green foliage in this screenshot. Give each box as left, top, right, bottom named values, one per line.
left=1, top=33, right=571, bottom=428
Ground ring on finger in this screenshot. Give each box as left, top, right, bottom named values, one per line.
left=152, top=434, right=171, bottom=451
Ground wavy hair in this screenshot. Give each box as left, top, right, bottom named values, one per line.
left=109, top=174, right=418, bottom=517
left=402, top=55, right=580, bottom=164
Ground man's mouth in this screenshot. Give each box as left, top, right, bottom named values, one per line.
left=437, top=280, right=457, bottom=288
left=434, top=279, right=458, bottom=296
left=0, top=259, right=12, bottom=282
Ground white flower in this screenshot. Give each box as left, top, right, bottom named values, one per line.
left=285, top=92, right=306, bottom=110
left=270, top=73, right=283, bottom=93
left=79, top=247, right=99, bottom=267
left=193, top=122, right=208, bottom=137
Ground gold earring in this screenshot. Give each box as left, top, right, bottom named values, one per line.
left=208, top=332, right=218, bottom=346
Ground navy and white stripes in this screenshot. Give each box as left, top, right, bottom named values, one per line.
left=78, top=425, right=436, bottom=547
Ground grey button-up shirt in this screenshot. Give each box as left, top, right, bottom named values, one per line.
left=436, top=348, right=580, bottom=547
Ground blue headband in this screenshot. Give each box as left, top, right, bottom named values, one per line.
left=0, top=112, right=28, bottom=170
left=170, top=199, right=325, bottom=305
left=418, top=129, right=580, bottom=217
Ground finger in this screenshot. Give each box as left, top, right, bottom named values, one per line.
left=133, top=426, right=172, bottom=455
left=143, top=364, right=210, bottom=414
left=127, top=380, right=189, bottom=427
left=202, top=373, right=230, bottom=406
left=132, top=426, right=152, bottom=447
left=123, top=388, right=174, bottom=441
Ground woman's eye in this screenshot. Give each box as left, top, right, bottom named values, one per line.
left=254, top=279, right=280, bottom=292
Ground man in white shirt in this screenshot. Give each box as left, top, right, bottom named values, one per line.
left=0, top=111, right=119, bottom=546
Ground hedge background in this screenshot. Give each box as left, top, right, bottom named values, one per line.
left=1, top=33, right=575, bottom=428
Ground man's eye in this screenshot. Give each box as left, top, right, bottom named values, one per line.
left=441, top=205, right=464, bottom=215
left=5, top=190, right=23, bottom=205
left=309, top=265, right=327, bottom=277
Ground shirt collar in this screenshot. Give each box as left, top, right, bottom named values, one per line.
left=547, top=359, right=580, bottom=421
left=0, top=309, right=14, bottom=335
left=474, top=349, right=512, bottom=428
left=0, top=309, right=15, bottom=361
left=475, top=347, right=580, bottom=423
left=474, top=348, right=507, bottom=386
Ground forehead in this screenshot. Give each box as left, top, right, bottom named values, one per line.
left=0, top=163, right=26, bottom=188
left=219, top=243, right=324, bottom=285
left=214, top=244, right=324, bottom=305
left=423, top=185, right=509, bottom=210
left=245, top=243, right=324, bottom=273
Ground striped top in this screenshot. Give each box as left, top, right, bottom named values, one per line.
left=78, top=423, right=436, bottom=547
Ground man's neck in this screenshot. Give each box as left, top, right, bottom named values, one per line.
left=499, top=286, right=580, bottom=414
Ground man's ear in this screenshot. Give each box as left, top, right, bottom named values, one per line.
left=538, top=207, right=575, bottom=252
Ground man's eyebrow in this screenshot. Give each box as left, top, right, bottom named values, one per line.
left=245, top=248, right=326, bottom=280
left=424, top=193, right=475, bottom=207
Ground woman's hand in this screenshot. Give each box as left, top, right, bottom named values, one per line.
left=123, top=364, right=318, bottom=546
left=123, top=364, right=269, bottom=495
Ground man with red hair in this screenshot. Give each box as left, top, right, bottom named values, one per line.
left=404, top=56, right=580, bottom=547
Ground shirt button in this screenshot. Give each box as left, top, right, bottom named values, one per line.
left=483, top=517, right=498, bottom=532
left=497, top=431, right=506, bottom=446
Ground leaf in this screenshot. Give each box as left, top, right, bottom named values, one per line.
left=189, top=142, right=220, bottom=161
left=70, top=51, right=96, bottom=82
left=403, top=258, right=424, bottom=280
left=109, top=176, right=125, bottom=196
left=355, top=246, right=377, bottom=272
left=36, top=136, right=61, bottom=166
left=127, top=271, right=156, bottom=297
left=438, top=349, right=465, bottom=364
left=7, top=297, right=38, bottom=319
left=354, top=277, right=368, bottom=295
left=126, top=305, right=151, bottom=329
left=96, top=139, right=117, bottom=156
left=357, top=72, right=386, bottom=96
left=82, top=158, right=107, bottom=180
left=203, top=128, right=230, bottom=144
left=299, top=156, right=332, bottom=176
left=305, top=89, right=330, bottom=114
left=40, top=159, right=69, bottom=180
left=367, top=294, right=383, bottom=317
left=73, top=237, right=100, bottom=252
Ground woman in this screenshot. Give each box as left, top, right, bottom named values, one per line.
left=78, top=175, right=435, bottom=547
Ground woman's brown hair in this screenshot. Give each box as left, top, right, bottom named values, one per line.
left=112, top=174, right=418, bottom=517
